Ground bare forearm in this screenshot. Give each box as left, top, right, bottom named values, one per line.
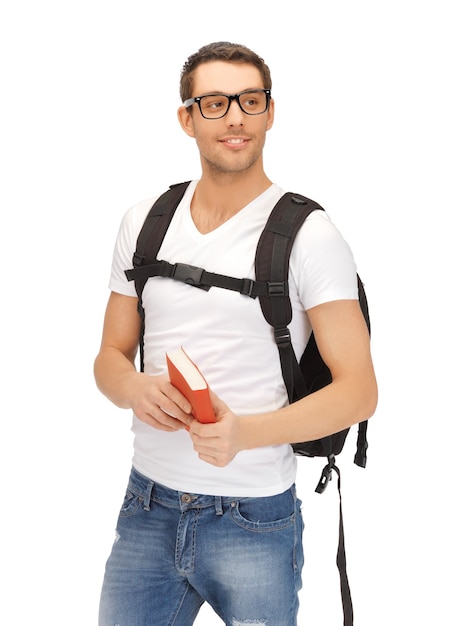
left=241, top=372, right=378, bottom=450
left=94, top=293, right=192, bottom=431
left=94, top=347, right=140, bottom=409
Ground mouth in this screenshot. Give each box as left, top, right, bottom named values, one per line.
left=219, top=137, right=250, bottom=148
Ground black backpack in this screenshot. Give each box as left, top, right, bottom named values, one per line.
left=125, top=181, right=371, bottom=626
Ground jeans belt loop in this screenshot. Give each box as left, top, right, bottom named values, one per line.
left=143, top=480, right=154, bottom=511
left=215, top=495, right=223, bottom=516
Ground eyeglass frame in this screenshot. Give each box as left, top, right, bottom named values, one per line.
left=183, top=88, right=272, bottom=119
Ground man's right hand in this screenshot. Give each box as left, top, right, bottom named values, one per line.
left=127, top=372, right=194, bottom=432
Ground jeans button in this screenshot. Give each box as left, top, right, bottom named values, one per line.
left=181, top=493, right=192, bottom=503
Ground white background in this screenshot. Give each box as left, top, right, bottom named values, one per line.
left=1, top=1, right=456, bottom=624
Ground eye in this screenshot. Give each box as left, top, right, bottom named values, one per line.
left=244, top=96, right=259, bottom=107
left=201, top=96, right=227, bottom=111
left=240, top=91, right=264, bottom=112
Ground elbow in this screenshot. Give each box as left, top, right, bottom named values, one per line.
left=340, top=367, right=378, bottom=426
left=93, top=352, right=104, bottom=389
left=359, top=374, right=378, bottom=423
left=333, top=364, right=378, bottom=426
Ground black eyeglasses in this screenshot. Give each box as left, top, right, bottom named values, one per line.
left=183, top=89, right=271, bottom=120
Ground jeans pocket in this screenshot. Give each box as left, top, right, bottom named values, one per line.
left=119, top=489, right=144, bottom=517
left=230, top=489, right=296, bottom=532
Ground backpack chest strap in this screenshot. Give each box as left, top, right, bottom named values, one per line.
left=125, top=259, right=288, bottom=299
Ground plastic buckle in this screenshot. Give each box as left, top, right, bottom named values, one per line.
left=240, top=278, right=255, bottom=297
left=315, top=455, right=336, bottom=494
left=132, top=252, right=144, bottom=267
left=172, top=263, right=204, bottom=286
left=274, top=327, right=291, bottom=347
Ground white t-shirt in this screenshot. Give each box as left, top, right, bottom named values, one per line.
left=109, top=181, right=358, bottom=497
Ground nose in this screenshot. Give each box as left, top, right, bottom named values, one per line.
left=225, top=98, right=244, bottom=125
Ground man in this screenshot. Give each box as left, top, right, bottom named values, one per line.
left=95, top=42, right=377, bottom=626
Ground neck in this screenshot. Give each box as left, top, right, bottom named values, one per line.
left=191, top=167, right=272, bottom=234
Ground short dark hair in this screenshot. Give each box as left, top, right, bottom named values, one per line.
left=180, top=42, right=272, bottom=103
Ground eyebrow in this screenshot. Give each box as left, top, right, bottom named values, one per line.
left=195, top=88, right=264, bottom=97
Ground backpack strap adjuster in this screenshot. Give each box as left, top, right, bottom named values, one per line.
left=274, top=327, right=292, bottom=347
left=267, top=281, right=288, bottom=297
left=132, top=252, right=145, bottom=268
left=240, top=278, right=255, bottom=297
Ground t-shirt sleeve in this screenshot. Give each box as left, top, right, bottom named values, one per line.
left=108, top=198, right=156, bottom=297
left=291, top=209, right=358, bottom=310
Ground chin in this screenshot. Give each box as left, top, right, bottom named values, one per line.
left=206, top=153, right=261, bottom=175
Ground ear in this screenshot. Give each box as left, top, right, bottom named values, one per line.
left=266, top=98, right=275, bottom=131
left=177, top=106, right=196, bottom=138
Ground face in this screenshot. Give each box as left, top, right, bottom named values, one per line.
left=178, top=61, right=274, bottom=176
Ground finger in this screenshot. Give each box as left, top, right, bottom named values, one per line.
left=138, top=406, right=189, bottom=432
left=196, top=451, right=233, bottom=468
left=159, top=403, right=194, bottom=427
left=193, top=434, right=229, bottom=458
left=165, top=381, right=193, bottom=414
left=208, top=390, right=228, bottom=419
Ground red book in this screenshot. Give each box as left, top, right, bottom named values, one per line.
left=166, top=347, right=216, bottom=423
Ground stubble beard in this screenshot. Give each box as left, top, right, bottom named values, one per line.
left=204, top=152, right=260, bottom=176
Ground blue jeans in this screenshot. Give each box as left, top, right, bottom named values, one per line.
left=99, top=466, right=304, bottom=625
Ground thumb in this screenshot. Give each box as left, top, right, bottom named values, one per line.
left=209, top=389, right=229, bottom=420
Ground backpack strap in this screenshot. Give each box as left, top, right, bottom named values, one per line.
left=126, top=258, right=272, bottom=298
left=335, top=465, right=354, bottom=626
left=255, top=193, right=323, bottom=401
left=125, top=181, right=191, bottom=371
left=128, top=181, right=192, bottom=296
left=256, top=193, right=369, bottom=467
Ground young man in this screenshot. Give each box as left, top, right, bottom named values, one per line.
left=95, top=42, right=377, bottom=626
